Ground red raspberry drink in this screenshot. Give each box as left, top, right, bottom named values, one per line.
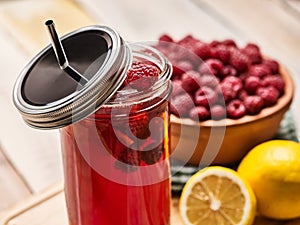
left=13, top=25, right=172, bottom=225
left=61, top=100, right=170, bottom=224
left=60, top=58, right=172, bottom=225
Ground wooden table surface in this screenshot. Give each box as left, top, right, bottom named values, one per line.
left=0, top=0, right=299, bottom=223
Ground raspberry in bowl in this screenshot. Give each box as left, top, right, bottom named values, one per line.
left=156, top=34, right=294, bottom=165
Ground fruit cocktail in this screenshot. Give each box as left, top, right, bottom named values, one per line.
left=60, top=44, right=172, bottom=225
left=13, top=24, right=172, bottom=225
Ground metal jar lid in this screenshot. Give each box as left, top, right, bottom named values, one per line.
left=13, top=25, right=132, bottom=129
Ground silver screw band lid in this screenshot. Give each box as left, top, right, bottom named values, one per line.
left=13, top=25, right=132, bottom=129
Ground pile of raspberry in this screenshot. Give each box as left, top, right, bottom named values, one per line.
left=156, top=34, right=285, bottom=121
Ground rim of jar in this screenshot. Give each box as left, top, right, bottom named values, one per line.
left=102, top=42, right=173, bottom=110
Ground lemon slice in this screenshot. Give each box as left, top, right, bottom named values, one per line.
left=179, top=166, right=256, bottom=225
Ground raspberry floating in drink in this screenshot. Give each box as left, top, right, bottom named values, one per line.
left=123, top=61, right=160, bottom=91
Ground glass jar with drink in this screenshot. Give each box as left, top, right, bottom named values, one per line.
left=13, top=21, right=172, bottom=225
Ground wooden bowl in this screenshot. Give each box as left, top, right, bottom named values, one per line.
left=170, top=66, right=294, bottom=165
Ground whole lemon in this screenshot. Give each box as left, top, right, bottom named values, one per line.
left=237, top=140, right=300, bottom=220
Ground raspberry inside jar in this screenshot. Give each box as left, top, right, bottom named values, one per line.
left=94, top=60, right=168, bottom=168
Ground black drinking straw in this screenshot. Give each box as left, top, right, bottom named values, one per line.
left=45, top=20, right=88, bottom=86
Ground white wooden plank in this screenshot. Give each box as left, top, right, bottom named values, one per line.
left=196, top=0, right=300, bottom=67
left=0, top=0, right=95, bottom=55
left=75, top=0, right=237, bottom=42
left=0, top=148, right=31, bottom=211
left=0, top=22, right=63, bottom=193
left=281, top=0, right=300, bottom=19
left=0, top=96, right=63, bottom=193
left=0, top=0, right=97, bottom=194
left=0, top=183, right=298, bottom=225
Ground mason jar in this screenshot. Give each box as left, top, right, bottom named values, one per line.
left=13, top=25, right=172, bottom=225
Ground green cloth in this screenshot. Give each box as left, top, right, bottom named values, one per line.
left=171, top=111, right=299, bottom=195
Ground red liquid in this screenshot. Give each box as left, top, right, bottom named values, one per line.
left=60, top=100, right=171, bottom=225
